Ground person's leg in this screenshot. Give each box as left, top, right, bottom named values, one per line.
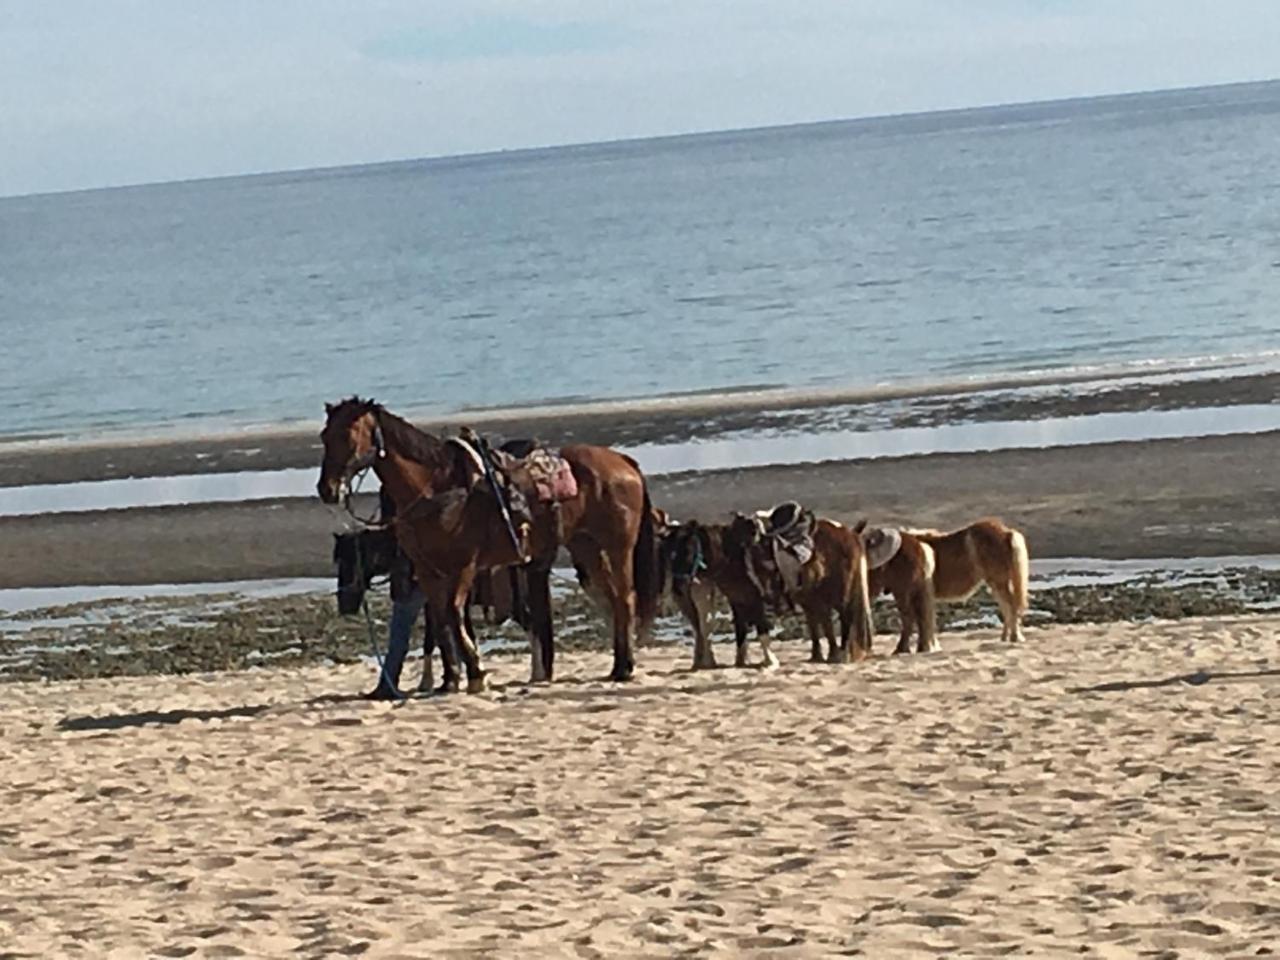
left=374, top=586, right=424, bottom=696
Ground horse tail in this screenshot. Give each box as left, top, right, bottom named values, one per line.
left=849, top=538, right=874, bottom=655
left=633, top=480, right=662, bottom=639
left=1008, top=529, right=1030, bottom=616
left=918, top=542, right=939, bottom=652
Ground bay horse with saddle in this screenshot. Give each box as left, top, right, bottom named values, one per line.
left=317, top=397, right=661, bottom=690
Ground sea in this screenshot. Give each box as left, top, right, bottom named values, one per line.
left=2, top=80, right=1280, bottom=445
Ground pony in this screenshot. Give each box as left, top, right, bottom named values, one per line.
left=317, top=397, right=661, bottom=688
left=859, top=524, right=940, bottom=655
left=663, top=519, right=775, bottom=670
left=735, top=513, right=875, bottom=664
left=906, top=518, right=1030, bottom=643
left=857, top=517, right=1030, bottom=652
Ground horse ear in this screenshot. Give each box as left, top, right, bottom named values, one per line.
left=853, top=518, right=868, bottom=534
left=324, top=401, right=334, bottom=414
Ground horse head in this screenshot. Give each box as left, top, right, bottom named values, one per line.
left=317, top=396, right=383, bottom=504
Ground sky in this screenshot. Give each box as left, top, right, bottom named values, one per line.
left=2, top=1, right=1278, bottom=197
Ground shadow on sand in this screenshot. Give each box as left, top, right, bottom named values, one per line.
left=1072, top=667, right=1280, bottom=694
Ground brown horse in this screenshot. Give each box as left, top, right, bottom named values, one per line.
left=906, top=518, right=1030, bottom=643
left=317, top=397, right=660, bottom=686
left=390, top=483, right=534, bottom=692
left=664, top=519, right=775, bottom=670
left=738, top=514, right=875, bottom=664
left=859, top=524, right=940, bottom=655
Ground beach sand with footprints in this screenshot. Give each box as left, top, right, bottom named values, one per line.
left=3, top=616, right=1277, bottom=957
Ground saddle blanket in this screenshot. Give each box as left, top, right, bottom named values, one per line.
left=524, top=448, right=578, bottom=503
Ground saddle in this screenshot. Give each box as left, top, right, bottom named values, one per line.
left=457, top=431, right=579, bottom=506
left=862, top=526, right=903, bottom=570
left=751, top=501, right=817, bottom=598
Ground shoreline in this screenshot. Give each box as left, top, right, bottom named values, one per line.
left=1, top=366, right=1277, bottom=489
left=3, top=430, right=1280, bottom=589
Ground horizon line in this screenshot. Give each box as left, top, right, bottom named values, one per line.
left=5, top=75, right=1276, bottom=202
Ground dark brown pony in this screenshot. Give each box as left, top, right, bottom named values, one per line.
left=664, top=519, right=774, bottom=670
left=858, top=524, right=939, bottom=654
left=317, top=397, right=660, bottom=686
left=738, top=515, right=875, bottom=664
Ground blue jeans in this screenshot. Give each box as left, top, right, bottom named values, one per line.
left=379, top=586, right=425, bottom=691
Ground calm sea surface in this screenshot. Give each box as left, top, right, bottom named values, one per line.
left=3, top=81, right=1279, bottom=442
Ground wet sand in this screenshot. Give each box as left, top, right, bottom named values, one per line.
left=2, top=617, right=1277, bottom=957
left=2, top=430, right=1279, bottom=589
left=2, top=369, right=1277, bottom=488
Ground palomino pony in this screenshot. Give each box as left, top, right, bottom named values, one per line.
left=908, top=518, right=1030, bottom=643
left=317, top=397, right=660, bottom=687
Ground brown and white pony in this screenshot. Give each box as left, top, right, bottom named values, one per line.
left=859, top=525, right=940, bottom=655
left=317, top=397, right=661, bottom=688
left=858, top=517, right=1030, bottom=653
left=771, top=516, right=875, bottom=664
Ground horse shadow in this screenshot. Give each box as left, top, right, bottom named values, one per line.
left=58, top=704, right=273, bottom=732
left=1071, top=667, right=1280, bottom=695
left=56, top=692, right=372, bottom=732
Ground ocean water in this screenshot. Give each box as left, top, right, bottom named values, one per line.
left=3, top=81, right=1280, bottom=443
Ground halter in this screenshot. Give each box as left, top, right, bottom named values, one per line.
left=673, top=529, right=708, bottom=585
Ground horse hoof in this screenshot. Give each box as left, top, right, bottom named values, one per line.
left=435, top=681, right=460, bottom=695
left=467, top=676, right=488, bottom=694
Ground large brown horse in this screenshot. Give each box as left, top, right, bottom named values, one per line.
left=317, top=397, right=660, bottom=686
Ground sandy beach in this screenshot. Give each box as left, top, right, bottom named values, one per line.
left=2, top=616, right=1277, bottom=957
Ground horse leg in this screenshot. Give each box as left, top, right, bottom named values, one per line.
left=892, top=590, right=915, bottom=655
left=418, top=602, right=436, bottom=694
left=680, top=583, right=714, bottom=670
left=755, top=602, right=779, bottom=669
left=732, top=602, right=751, bottom=668
left=916, top=581, right=940, bottom=654
left=804, top=610, right=826, bottom=663
left=449, top=572, right=487, bottom=693
left=524, top=562, right=553, bottom=683
left=606, top=551, right=638, bottom=682
left=823, top=609, right=846, bottom=665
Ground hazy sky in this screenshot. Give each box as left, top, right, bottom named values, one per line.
left=3, top=1, right=1278, bottom=197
